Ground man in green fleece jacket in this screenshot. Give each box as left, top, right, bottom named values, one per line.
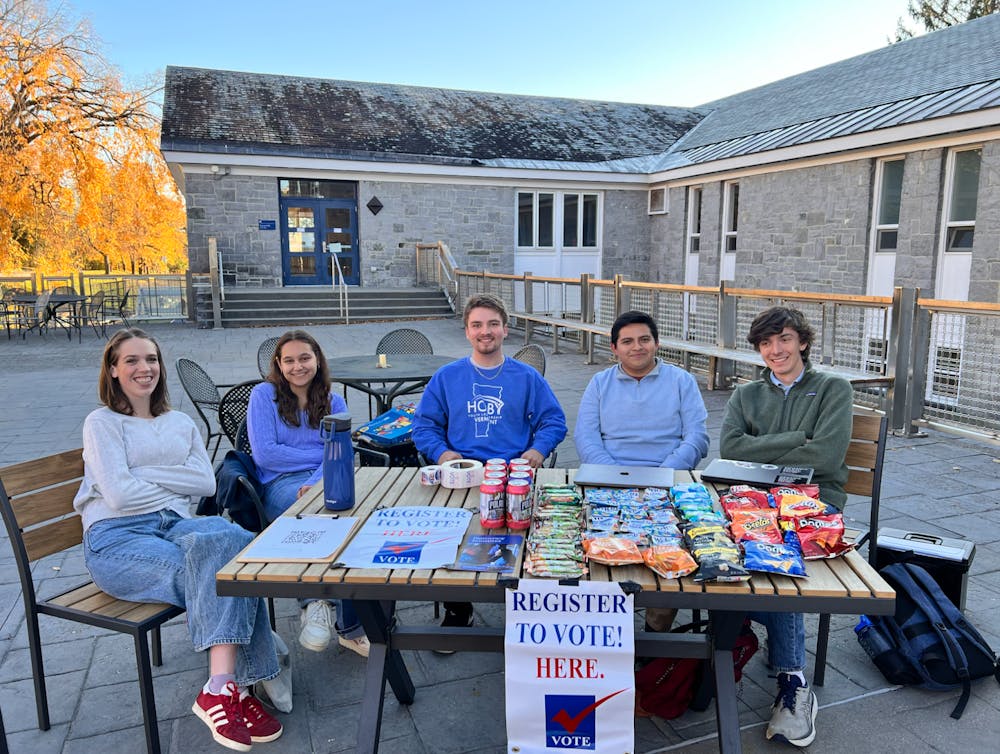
left=720, top=306, right=853, bottom=748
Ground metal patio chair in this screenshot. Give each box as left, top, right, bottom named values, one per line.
left=218, top=380, right=263, bottom=448
left=175, top=358, right=227, bottom=461
left=365, top=328, right=435, bottom=417
left=257, top=336, right=281, bottom=378
left=513, top=343, right=546, bottom=375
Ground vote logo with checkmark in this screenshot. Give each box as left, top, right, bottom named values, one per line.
left=544, top=689, right=626, bottom=749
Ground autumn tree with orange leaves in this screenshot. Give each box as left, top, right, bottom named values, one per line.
left=1, top=0, right=186, bottom=274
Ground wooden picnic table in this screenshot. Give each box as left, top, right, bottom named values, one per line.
left=216, top=467, right=895, bottom=754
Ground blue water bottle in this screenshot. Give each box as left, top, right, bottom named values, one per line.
left=320, top=412, right=355, bottom=511
left=854, top=615, right=892, bottom=659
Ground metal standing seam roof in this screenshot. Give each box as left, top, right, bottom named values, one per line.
left=669, top=78, right=1000, bottom=167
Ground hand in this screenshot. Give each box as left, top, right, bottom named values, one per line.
left=296, top=484, right=311, bottom=499
left=438, top=450, right=462, bottom=464
left=522, top=449, right=545, bottom=469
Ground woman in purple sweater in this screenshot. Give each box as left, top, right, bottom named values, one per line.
left=247, top=330, right=369, bottom=658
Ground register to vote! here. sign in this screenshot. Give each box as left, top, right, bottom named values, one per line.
left=504, top=580, right=634, bottom=753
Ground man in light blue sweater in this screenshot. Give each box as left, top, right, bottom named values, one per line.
left=574, top=310, right=709, bottom=632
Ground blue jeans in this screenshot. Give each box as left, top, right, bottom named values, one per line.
left=262, top=470, right=364, bottom=640
left=749, top=611, right=805, bottom=674
left=83, top=511, right=279, bottom=687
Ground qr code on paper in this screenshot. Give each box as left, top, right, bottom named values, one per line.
left=281, top=530, right=323, bottom=546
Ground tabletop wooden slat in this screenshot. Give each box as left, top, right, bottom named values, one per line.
left=841, top=549, right=896, bottom=598
left=799, top=558, right=849, bottom=597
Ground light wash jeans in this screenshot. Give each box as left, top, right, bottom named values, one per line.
left=83, top=510, right=279, bottom=687
left=262, top=470, right=365, bottom=640
left=749, top=611, right=806, bottom=674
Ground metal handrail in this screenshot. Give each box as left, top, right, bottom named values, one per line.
left=329, top=247, right=350, bottom=324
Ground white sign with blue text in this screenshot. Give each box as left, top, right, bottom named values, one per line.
left=337, top=506, right=471, bottom=569
left=505, top=580, right=634, bottom=753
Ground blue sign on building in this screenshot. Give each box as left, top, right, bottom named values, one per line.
left=258, top=219, right=276, bottom=230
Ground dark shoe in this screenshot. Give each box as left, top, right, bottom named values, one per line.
left=434, top=604, right=474, bottom=655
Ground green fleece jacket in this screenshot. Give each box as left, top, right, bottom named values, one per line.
left=719, top=363, right=853, bottom=507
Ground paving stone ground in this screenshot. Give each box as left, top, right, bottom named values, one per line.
left=1, top=318, right=998, bottom=753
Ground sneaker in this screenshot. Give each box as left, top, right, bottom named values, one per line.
left=765, top=673, right=818, bottom=747
left=338, top=634, right=371, bottom=658
left=299, top=601, right=333, bottom=652
left=434, top=604, right=474, bottom=655
left=192, top=681, right=252, bottom=752
left=240, top=688, right=283, bottom=743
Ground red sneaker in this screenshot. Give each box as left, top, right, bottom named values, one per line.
left=241, top=688, right=284, bottom=743
left=192, top=681, right=251, bottom=752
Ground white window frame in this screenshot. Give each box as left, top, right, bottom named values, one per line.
left=516, top=189, right=602, bottom=250
left=686, top=187, right=702, bottom=254
left=648, top=186, right=668, bottom=215
left=870, top=157, right=904, bottom=254
left=939, top=146, right=981, bottom=256
left=720, top=181, right=739, bottom=281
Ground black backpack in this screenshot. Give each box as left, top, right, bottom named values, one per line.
left=857, top=562, right=1000, bottom=719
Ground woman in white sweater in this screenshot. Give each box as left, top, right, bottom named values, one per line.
left=74, top=329, right=282, bottom=752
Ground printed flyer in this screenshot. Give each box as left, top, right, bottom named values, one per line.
left=337, top=506, right=472, bottom=569
left=452, top=534, right=523, bottom=573
left=504, top=580, right=634, bottom=753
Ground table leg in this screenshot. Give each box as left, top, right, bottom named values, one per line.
left=353, top=600, right=416, bottom=754
left=708, top=610, right=745, bottom=754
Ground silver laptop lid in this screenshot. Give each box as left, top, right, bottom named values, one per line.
left=573, top=463, right=675, bottom=489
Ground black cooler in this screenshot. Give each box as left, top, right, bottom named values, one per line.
left=875, top=528, right=975, bottom=610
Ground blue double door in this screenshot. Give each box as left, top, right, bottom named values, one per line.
left=279, top=197, right=359, bottom=286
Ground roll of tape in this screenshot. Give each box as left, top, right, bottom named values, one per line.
left=419, top=465, right=442, bottom=486
left=440, top=458, right=485, bottom=489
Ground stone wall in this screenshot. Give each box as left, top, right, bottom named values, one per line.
left=970, top=141, right=1000, bottom=303
left=185, top=173, right=282, bottom=287
left=357, top=181, right=514, bottom=286
left=732, top=162, right=872, bottom=293
left=600, top=189, right=652, bottom=281
left=894, top=149, right=943, bottom=292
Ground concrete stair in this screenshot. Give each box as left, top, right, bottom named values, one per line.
left=220, top=287, right=454, bottom=326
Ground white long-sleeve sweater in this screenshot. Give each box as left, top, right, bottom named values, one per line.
left=73, top=407, right=216, bottom=533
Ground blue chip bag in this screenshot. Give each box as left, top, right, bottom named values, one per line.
left=742, top=530, right=807, bottom=578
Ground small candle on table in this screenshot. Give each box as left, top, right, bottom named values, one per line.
left=377, top=353, right=388, bottom=368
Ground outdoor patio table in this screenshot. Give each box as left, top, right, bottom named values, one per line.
left=326, top=353, right=454, bottom=415
left=11, top=293, right=86, bottom=341
left=216, top=467, right=896, bottom=754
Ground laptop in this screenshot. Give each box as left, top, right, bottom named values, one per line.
left=573, top=463, right=674, bottom=489
left=700, top=458, right=814, bottom=487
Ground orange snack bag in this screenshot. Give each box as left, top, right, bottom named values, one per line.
left=583, top=536, right=644, bottom=565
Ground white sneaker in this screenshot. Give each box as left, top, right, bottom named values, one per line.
left=338, top=634, right=371, bottom=658
left=299, top=602, right=333, bottom=652
left=765, top=673, right=818, bottom=747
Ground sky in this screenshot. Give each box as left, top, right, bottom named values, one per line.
left=71, top=0, right=915, bottom=108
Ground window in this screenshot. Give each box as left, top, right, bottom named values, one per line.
left=723, top=182, right=739, bottom=253
left=279, top=179, right=356, bottom=200
left=648, top=187, right=667, bottom=214
left=874, top=159, right=904, bottom=252
left=517, top=190, right=599, bottom=249
left=686, top=187, right=702, bottom=253
left=720, top=182, right=739, bottom=281
left=943, top=148, right=981, bottom=253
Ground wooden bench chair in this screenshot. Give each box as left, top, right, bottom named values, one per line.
left=0, top=449, right=183, bottom=754
left=812, top=412, right=888, bottom=686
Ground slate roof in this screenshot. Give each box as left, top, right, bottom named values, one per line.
left=160, top=14, right=1000, bottom=174
left=160, top=67, right=705, bottom=165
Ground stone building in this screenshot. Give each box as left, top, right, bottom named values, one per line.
left=160, top=14, right=1000, bottom=305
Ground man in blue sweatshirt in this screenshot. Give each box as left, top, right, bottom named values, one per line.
left=413, top=293, right=567, bottom=631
